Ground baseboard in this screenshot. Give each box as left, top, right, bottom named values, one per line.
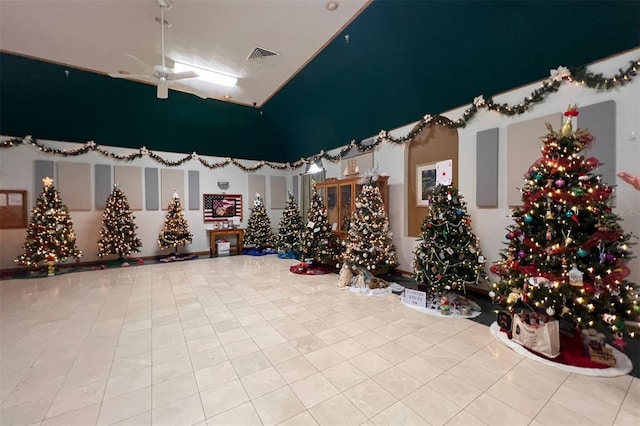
left=1, top=250, right=212, bottom=279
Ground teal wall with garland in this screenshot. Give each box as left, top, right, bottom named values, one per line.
left=1, top=0, right=639, bottom=162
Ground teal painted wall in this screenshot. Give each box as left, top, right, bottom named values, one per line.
left=1, top=1, right=638, bottom=162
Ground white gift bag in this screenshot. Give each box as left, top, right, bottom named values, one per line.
left=511, top=313, right=560, bottom=358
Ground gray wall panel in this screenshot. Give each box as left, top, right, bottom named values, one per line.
left=578, top=101, right=616, bottom=187
left=95, top=164, right=112, bottom=210
left=292, top=175, right=298, bottom=202
left=34, top=160, right=55, bottom=203
left=145, top=167, right=159, bottom=210
left=476, top=128, right=499, bottom=207
left=188, top=170, right=200, bottom=210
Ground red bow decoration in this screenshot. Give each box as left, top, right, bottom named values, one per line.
left=564, top=106, right=579, bottom=117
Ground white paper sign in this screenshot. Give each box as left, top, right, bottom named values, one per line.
left=0, top=194, right=6, bottom=206
left=403, top=288, right=427, bottom=308
left=8, top=193, right=22, bottom=206
left=436, top=159, right=453, bottom=185
left=332, top=222, right=338, bottom=231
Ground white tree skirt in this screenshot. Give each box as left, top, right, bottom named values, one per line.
left=490, top=322, right=633, bottom=377
left=348, top=285, right=395, bottom=297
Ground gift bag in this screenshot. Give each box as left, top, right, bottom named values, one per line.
left=511, top=313, right=560, bottom=358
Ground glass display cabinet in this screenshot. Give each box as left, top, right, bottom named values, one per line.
left=316, top=175, right=389, bottom=240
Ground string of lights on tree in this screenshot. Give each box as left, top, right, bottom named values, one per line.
left=1, top=58, right=638, bottom=170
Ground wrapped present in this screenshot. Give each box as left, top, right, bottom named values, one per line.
left=588, top=346, right=616, bottom=367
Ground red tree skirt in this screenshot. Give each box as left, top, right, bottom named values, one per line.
left=289, top=262, right=333, bottom=275
left=490, top=322, right=632, bottom=376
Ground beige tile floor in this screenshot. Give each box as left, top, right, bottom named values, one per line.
left=1, top=255, right=638, bottom=426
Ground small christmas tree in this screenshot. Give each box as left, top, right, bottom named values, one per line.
left=277, top=193, right=303, bottom=255
left=344, top=183, right=398, bottom=271
left=15, top=177, right=82, bottom=268
left=158, top=191, right=193, bottom=253
left=243, top=193, right=276, bottom=248
left=98, top=185, right=142, bottom=260
left=491, top=106, right=637, bottom=336
left=413, top=184, right=487, bottom=294
left=299, top=182, right=338, bottom=263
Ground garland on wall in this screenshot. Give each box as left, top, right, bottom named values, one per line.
left=1, top=58, right=638, bottom=172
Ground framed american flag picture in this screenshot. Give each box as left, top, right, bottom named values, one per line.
left=203, top=194, right=243, bottom=222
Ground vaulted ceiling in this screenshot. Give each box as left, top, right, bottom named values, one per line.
left=1, top=0, right=639, bottom=163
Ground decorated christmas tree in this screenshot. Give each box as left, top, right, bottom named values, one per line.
left=299, top=182, right=338, bottom=263
left=98, top=185, right=142, bottom=259
left=343, top=183, right=398, bottom=271
left=243, top=193, right=276, bottom=248
left=15, top=177, right=82, bottom=268
left=491, top=106, right=637, bottom=336
left=158, top=192, right=193, bottom=253
left=413, top=184, right=487, bottom=294
left=277, top=192, right=303, bottom=255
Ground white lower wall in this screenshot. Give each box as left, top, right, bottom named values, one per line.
left=325, top=48, right=640, bottom=290
left=0, top=142, right=294, bottom=269
left=385, top=48, right=640, bottom=289
left=2, top=49, right=639, bottom=289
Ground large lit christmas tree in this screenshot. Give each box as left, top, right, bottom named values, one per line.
left=343, top=183, right=398, bottom=271
left=243, top=193, right=276, bottom=248
left=413, top=184, right=487, bottom=294
left=491, top=106, right=637, bottom=336
left=98, top=185, right=142, bottom=260
left=158, top=192, right=192, bottom=253
left=299, top=182, right=338, bottom=263
left=276, top=192, right=303, bottom=255
left=15, top=177, right=82, bottom=268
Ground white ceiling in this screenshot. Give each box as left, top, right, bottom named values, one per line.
left=0, top=0, right=370, bottom=106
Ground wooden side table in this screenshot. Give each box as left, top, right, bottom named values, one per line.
left=207, top=228, right=244, bottom=257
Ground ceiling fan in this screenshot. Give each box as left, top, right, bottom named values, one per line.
left=109, top=0, right=199, bottom=99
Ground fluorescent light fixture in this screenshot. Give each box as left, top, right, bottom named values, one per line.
left=173, top=62, right=237, bottom=87
left=306, top=159, right=324, bottom=174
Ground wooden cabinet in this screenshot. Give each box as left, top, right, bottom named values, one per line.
left=316, top=176, right=389, bottom=239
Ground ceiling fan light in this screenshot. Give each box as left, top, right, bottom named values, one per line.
left=173, top=62, right=237, bottom=87
left=157, top=84, right=169, bottom=99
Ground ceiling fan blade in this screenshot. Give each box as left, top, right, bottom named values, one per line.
left=170, top=70, right=199, bottom=80
left=109, top=72, right=156, bottom=80
left=171, top=82, right=209, bottom=99
left=125, top=54, right=155, bottom=74
left=157, top=83, right=169, bottom=99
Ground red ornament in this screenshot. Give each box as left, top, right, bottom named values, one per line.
left=564, top=109, right=579, bottom=117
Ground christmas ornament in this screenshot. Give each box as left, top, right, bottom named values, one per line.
left=524, top=215, right=533, bottom=223
left=555, top=178, right=566, bottom=187
left=568, top=264, right=584, bottom=286
left=518, top=250, right=526, bottom=259
left=577, top=248, right=587, bottom=257
left=546, top=307, right=555, bottom=316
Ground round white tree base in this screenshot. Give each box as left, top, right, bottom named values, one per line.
left=490, top=322, right=633, bottom=377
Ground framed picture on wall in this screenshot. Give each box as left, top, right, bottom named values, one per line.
left=416, top=162, right=437, bottom=207
left=203, top=193, right=243, bottom=222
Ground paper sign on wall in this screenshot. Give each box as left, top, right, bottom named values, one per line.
left=436, top=159, right=453, bottom=185
left=0, top=194, right=6, bottom=206
left=8, top=193, right=23, bottom=206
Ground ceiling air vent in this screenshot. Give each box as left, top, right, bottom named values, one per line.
left=247, top=46, right=279, bottom=62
